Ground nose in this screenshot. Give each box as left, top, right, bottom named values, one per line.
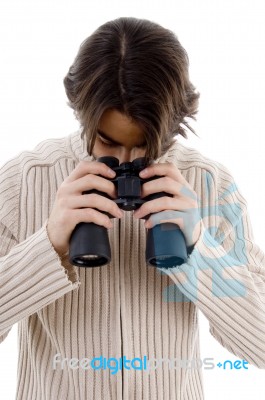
left=116, top=146, right=146, bottom=164
left=118, top=148, right=135, bottom=164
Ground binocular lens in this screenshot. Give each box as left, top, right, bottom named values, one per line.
left=82, top=255, right=98, bottom=260
left=148, top=255, right=185, bottom=268
left=73, top=255, right=109, bottom=267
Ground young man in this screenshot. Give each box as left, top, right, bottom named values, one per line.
left=1, top=16, right=264, bottom=400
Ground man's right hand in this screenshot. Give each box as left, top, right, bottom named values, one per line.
left=46, top=160, right=124, bottom=257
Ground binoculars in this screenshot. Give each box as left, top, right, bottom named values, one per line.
left=69, top=156, right=188, bottom=268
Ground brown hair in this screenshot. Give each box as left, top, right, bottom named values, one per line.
left=63, top=17, right=200, bottom=161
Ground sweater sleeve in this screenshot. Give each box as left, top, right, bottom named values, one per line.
left=157, top=169, right=265, bottom=368
left=0, top=159, right=81, bottom=343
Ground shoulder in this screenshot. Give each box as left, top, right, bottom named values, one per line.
left=0, top=132, right=75, bottom=184
left=0, top=133, right=72, bottom=191
left=0, top=133, right=73, bottom=235
left=14, top=134, right=72, bottom=169
left=164, top=139, right=236, bottom=198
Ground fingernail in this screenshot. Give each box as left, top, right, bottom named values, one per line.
left=145, top=220, right=150, bottom=228
left=108, top=169, right=116, bottom=177
left=140, top=169, right=148, bottom=177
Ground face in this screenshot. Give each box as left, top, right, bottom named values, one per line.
left=92, top=109, right=147, bottom=164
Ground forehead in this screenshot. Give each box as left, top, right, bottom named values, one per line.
left=98, top=109, right=146, bottom=147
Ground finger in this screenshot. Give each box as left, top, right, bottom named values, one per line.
left=67, top=193, right=123, bottom=218
left=142, top=177, right=197, bottom=201
left=72, top=207, right=113, bottom=229
left=134, top=197, right=198, bottom=219
left=145, top=211, right=185, bottom=230
left=64, top=160, right=115, bottom=183
left=140, top=162, right=188, bottom=186
left=65, top=174, right=117, bottom=198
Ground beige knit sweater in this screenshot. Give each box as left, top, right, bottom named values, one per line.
left=0, top=128, right=265, bottom=400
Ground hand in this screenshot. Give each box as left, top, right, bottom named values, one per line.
left=133, top=162, right=202, bottom=249
left=47, top=160, right=124, bottom=257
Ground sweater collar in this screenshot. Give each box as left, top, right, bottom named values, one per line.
left=68, top=127, right=180, bottom=165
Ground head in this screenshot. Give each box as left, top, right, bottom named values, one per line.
left=63, top=17, right=200, bottom=163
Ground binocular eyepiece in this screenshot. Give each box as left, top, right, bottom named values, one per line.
left=69, top=156, right=188, bottom=269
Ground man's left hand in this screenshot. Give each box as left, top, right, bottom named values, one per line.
left=133, top=162, right=202, bottom=249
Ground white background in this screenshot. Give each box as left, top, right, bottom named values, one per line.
left=0, top=0, right=265, bottom=399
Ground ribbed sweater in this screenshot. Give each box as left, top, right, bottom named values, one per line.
left=0, top=128, right=265, bottom=400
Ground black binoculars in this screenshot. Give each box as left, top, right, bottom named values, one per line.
left=69, top=156, right=188, bottom=268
